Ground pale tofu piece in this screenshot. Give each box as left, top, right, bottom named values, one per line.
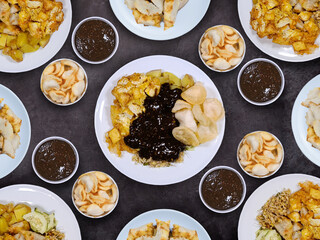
left=274, top=217, right=293, bottom=240
left=163, top=0, right=180, bottom=30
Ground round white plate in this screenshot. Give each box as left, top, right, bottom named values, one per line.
left=0, top=0, right=72, bottom=73
left=238, top=0, right=320, bottom=62
left=238, top=174, right=320, bottom=240
left=0, top=184, right=81, bottom=239
left=94, top=55, right=225, bottom=185
left=116, top=209, right=210, bottom=240
left=0, top=84, right=31, bottom=179
left=110, top=0, right=211, bottom=40
left=292, top=75, right=320, bottom=166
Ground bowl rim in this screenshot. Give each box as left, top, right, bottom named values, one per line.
left=236, top=130, right=285, bottom=179
left=71, top=16, right=119, bottom=64
left=198, top=25, right=246, bottom=73
left=40, top=58, right=88, bottom=107
left=71, top=170, right=119, bottom=219
left=237, top=58, right=285, bottom=106
left=31, top=136, right=79, bottom=184
left=199, top=166, right=246, bottom=213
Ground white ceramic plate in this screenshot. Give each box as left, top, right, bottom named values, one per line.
left=109, top=0, right=210, bottom=40
left=0, top=0, right=72, bottom=73
left=238, top=174, right=320, bottom=240
left=94, top=55, right=225, bottom=185
left=238, top=0, right=320, bottom=62
left=0, top=184, right=81, bottom=239
left=292, top=75, right=320, bottom=166
left=0, top=84, right=31, bottom=179
left=116, top=209, right=210, bottom=240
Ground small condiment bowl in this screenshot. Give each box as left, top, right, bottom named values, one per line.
left=198, top=25, right=246, bottom=73
left=32, top=136, right=79, bottom=184
left=237, top=131, right=284, bottom=179
left=71, top=16, right=119, bottom=64
left=199, top=166, right=246, bottom=214
left=237, top=58, right=285, bottom=106
left=71, top=171, right=119, bottom=219
left=40, top=58, right=88, bottom=106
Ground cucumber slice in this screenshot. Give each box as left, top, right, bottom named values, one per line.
left=256, top=229, right=270, bottom=240
left=23, top=211, right=48, bottom=234
left=264, top=230, right=281, bottom=240
left=47, top=213, right=57, bottom=231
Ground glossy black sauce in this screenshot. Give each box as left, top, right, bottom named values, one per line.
left=201, top=169, right=243, bottom=210
left=240, top=61, right=282, bottom=102
left=75, top=19, right=116, bottom=62
left=124, top=83, right=186, bottom=161
left=34, top=140, right=76, bottom=181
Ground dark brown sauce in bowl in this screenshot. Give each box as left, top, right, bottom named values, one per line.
left=201, top=168, right=245, bottom=212
left=239, top=61, right=283, bottom=103
left=34, top=139, right=77, bottom=182
left=74, top=19, right=117, bottom=62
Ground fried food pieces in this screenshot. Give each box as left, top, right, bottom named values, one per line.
left=0, top=0, right=64, bottom=62
left=250, top=0, right=320, bottom=55
left=105, top=72, right=161, bottom=157
left=125, top=0, right=188, bottom=30
left=0, top=98, right=21, bottom=159
left=302, top=87, right=320, bottom=150
left=127, top=219, right=199, bottom=240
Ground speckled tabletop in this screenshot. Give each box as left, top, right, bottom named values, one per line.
left=1, top=0, right=320, bottom=239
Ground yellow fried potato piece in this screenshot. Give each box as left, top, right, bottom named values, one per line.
left=17, top=32, right=28, bottom=48
left=0, top=34, right=8, bottom=49
left=13, top=204, right=31, bottom=222
left=0, top=217, right=8, bottom=235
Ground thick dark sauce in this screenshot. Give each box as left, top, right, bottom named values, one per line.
left=240, top=61, right=282, bottom=102
left=201, top=169, right=243, bottom=210
left=124, top=83, right=186, bottom=161
left=34, top=140, right=76, bottom=181
left=75, top=19, right=116, bottom=62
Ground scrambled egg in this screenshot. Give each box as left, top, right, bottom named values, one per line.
left=250, top=0, right=320, bottom=54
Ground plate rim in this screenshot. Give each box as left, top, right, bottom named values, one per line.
left=116, top=208, right=211, bottom=240
left=0, top=84, right=31, bottom=179
left=0, top=0, right=72, bottom=73
left=0, top=184, right=82, bottom=239
left=237, top=0, right=320, bottom=62
left=94, top=54, right=225, bottom=185
left=109, top=0, right=211, bottom=41
left=291, top=74, right=320, bottom=166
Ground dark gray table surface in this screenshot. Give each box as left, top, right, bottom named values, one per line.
left=1, top=0, right=320, bottom=239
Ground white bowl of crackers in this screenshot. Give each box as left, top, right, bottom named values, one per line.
left=72, top=171, right=119, bottom=218
left=237, top=131, right=284, bottom=178
left=199, top=25, right=246, bottom=72
left=40, top=58, right=88, bottom=106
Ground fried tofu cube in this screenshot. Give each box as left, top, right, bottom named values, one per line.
left=265, top=0, right=279, bottom=10
left=304, top=20, right=319, bottom=34
left=299, top=11, right=312, bottom=22
left=288, top=212, right=301, bottom=222
left=310, top=188, right=320, bottom=199
left=265, top=11, right=275, bottom=20
left=281, top=2, right=292, bottom=13
left=108, top=128, right=121, bottom=144
left=293, top=41, right=307, bottom=51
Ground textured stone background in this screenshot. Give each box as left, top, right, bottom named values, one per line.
left=1, top=0, right=320, bottom=239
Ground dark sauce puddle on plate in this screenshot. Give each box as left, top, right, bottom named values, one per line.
left=124, top=83, right=186, bottom=162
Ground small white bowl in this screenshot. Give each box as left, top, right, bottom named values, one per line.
left=40, top=58, right=88, bottom=106
left=198, top=25, right=246, bottom=73
left=199, top=166, right=246, bottom=213
left=237, top=58, right=285, bottom=106
left=32, top=136, right=79, bottom=184
left=71, top=171, right=119, bottom=219
left=237, top=131, right=284, bottom=179
left=71, top=16, right=119, bottom=64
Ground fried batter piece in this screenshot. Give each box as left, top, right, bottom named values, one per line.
left=250, top=0, right=320, bottom=55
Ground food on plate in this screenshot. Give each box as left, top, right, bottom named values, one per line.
left=201, top=169, right=244, bottom=211
left=125, top=0, right=189, bottom=30
left=199, top=25, right=245, bottom=71
left=105, top=70, right=224, bottom=167
left=0, top=202, right=64, bottom=239
left=72, top=171, right=118, bottom=217
left=256, top=229, right=281, bottom=240
left=0, top=98, right=21, bottom=159
left=41, top=59, right=87, bottom=105
left=127, top=219, right=199, bottom=240
left=239, top=61, right=282, bottom=103
left=34, top=139, right=77, bottom=181
left=250, top=0, right=320, bottom=55
left=302, top=87, right=320, bottom=150
left=74, top=19, right=116, bottom=62
left=0, top=0, right=64, bottom=62
left=238, top=131, right=283, bottom=177
left=256, top=181, right=320, bottom=240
